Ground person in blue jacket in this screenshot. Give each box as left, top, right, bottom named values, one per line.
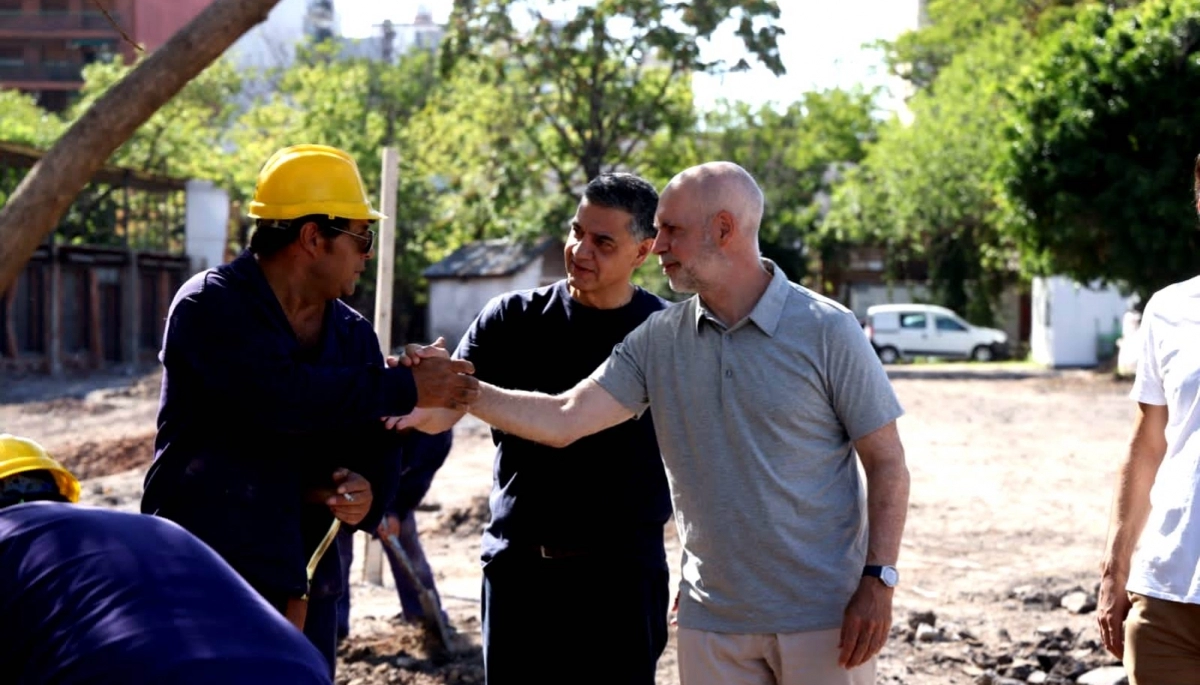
left=336, top=428, right=454, bottom=640
left=139, top=144, right=478, bottom=675
left=0, top=433, right=333, bottom=685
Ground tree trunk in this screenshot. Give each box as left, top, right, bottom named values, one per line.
left=0, top=0, right=281, bottom=295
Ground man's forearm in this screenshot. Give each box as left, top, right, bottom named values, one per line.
left=1102, top=453, right=1160, bottom=578
left=1103, top=406, right=1168, bottom=579
left=469, top=382, right=577, bottom=448
left=863, top=458, right=910, bottom=565
left=410, top=408, right=465, bottom=435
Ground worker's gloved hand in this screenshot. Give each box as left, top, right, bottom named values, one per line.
left=326, top=468, right=373, bottom=526
left=670, top=590, right=679, bottom=626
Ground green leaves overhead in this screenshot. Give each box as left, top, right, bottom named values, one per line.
left=999, top=0, right=1200, bottom=301
left=438, top=0, right=784, bottom=195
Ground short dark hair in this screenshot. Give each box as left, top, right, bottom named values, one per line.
left=248, top=214, right=349, bottom=258
left=582, top=173, right=659, bottom=241
left=0, top=470, right=69, bottom=510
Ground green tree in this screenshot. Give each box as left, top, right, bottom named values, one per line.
left=826, top=22, right=1032, bottom=325
left=438, top=0, right=783, bottom=205
left=881, top=0, right=1142, bottom=92
left=0, top=90, right=66, bottom=207
left=71, top=57, right=245, bottom=183
left=999, top=0, right=1200, bottom=302
left=0, top=90, right=66, bottom=149
left=692, top=89, right=879, bottom=288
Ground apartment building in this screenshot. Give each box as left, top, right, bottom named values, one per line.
left=0, top=0, right=213, bottom=111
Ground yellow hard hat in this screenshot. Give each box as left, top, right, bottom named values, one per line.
left=0, top=434, right=80, bottom=503
left=246, top=144, right=387, bottom=222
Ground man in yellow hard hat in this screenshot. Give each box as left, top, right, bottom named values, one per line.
left=0, top=433, right=333, bottom=684
left=139, top=144, right=478, bottom=676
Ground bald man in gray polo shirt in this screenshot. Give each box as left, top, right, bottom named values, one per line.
left=416, top=162, right=910, bottom=685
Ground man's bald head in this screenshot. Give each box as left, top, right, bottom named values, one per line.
left=665, top=161, right=765, bottom=239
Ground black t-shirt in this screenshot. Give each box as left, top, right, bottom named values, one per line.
left=454, top=280, right=672, bottom=565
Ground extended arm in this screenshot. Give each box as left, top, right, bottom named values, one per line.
left=468, top=378, right=635, bottom=448
left=166, top=295, right=476, bottom=434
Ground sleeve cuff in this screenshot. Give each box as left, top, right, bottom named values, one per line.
left=380, top=366, right=419, bottom=416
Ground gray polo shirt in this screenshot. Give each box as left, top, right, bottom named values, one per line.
left=591, top=259, right=904, bottom=634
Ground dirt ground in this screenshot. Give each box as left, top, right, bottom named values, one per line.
left=0, top=363, right=1138, bottom=685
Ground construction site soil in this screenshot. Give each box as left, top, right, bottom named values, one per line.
left=0, top=363, right=1139, bottom=684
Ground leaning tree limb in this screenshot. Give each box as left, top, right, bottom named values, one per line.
left=0, top=0, right=282, bottom=294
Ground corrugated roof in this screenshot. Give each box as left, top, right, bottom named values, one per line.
left=423, top=237, right=556, bottom=279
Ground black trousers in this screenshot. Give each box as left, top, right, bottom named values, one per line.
left=482, top=550, right=670, bottom=685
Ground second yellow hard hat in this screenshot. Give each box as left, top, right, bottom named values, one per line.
left=0, top=434, right=81, bottom=503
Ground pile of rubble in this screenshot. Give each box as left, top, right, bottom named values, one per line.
left=336, top=619, right=483, bottom=685
left=892, top=582, right=1127, bottom=685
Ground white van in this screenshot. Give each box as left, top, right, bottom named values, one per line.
left=863, top=304, right=1009, bottom=364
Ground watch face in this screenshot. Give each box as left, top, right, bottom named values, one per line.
left=881, top=566, right=899, bottom=587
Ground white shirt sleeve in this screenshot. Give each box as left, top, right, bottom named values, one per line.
left=1130, top=298, right=1167, bottom=406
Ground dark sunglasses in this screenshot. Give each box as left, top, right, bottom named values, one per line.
left=328, top=226, right=375, bottom=253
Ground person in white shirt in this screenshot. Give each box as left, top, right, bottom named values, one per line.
left=1097, top=156, right=1200, bottom=685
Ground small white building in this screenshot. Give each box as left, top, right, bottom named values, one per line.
left=423, top=237, right=565, bottom=348
left=1030, top=276, right=1133, bottom=368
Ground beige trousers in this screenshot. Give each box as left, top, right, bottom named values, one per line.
left=677, top=627, right=876, bottom=685
left=1126, top=592, right=1200, bottom=685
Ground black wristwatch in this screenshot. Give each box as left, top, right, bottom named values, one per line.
left=863, top=564, right=899, bottom=588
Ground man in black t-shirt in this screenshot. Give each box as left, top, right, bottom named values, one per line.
left=390, top=173, right=672, bottom=684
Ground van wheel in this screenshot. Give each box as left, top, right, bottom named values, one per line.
left=971, top=345, right=994, bottom=362
left=878, top=346, right=900, bottom=364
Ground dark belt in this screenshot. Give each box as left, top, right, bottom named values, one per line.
left=512, top=530, right=666, bottom=560
left=515, top=542, right=595, bottom=559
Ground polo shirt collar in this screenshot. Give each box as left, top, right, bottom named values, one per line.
left=692, top=258, right=790, bottom=337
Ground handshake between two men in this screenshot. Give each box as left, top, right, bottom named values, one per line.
left=403, top=338, right=478, bottom=413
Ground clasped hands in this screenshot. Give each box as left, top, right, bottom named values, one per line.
left=383, top=337, right=471, bottom=431
left=398, top=337, right=478, bottom=412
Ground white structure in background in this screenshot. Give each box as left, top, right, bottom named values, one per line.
left=228, top=0, right=342, bottom=72
left=184, top=180, right=232, bottom=274
left=423, top=238, right=564, bottom=347
left=1030, top=276, right=1133, bottom=368
left=339, top=5, right=445, bottom=62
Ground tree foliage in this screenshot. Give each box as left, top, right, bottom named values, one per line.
left=999, top=0, right=1200, bottom=301
left=694, top=89, right=879, bottom=286
left=826, top=22, right=1032, bottom=324
left=439, top=0, right=784, bottom=199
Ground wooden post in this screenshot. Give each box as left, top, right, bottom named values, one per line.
left=362, top=146, right=400, bottom=586
left=87, top=269, right=103, bottom=368
left=47, top=248, right=62, bottom=376
left=2, top=283, right=17, bottom=360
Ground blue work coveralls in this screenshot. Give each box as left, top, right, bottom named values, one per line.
left=0, top=502, right=332, bottom=685
left=141, top=250, right=419, bottom=675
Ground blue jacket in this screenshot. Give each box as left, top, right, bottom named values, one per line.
left=0, top=503, right=332, bottom=684
left=142, top=251, right=420, bottom=598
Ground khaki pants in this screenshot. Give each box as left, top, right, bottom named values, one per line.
left=1126, top=592, right=1200, bottom=685
left=678, top=627, right=876, bottom=685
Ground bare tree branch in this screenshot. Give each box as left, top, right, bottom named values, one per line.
left=0, top=0, right=281, bottom=293
left=89, top=0, right=144, bottom=54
